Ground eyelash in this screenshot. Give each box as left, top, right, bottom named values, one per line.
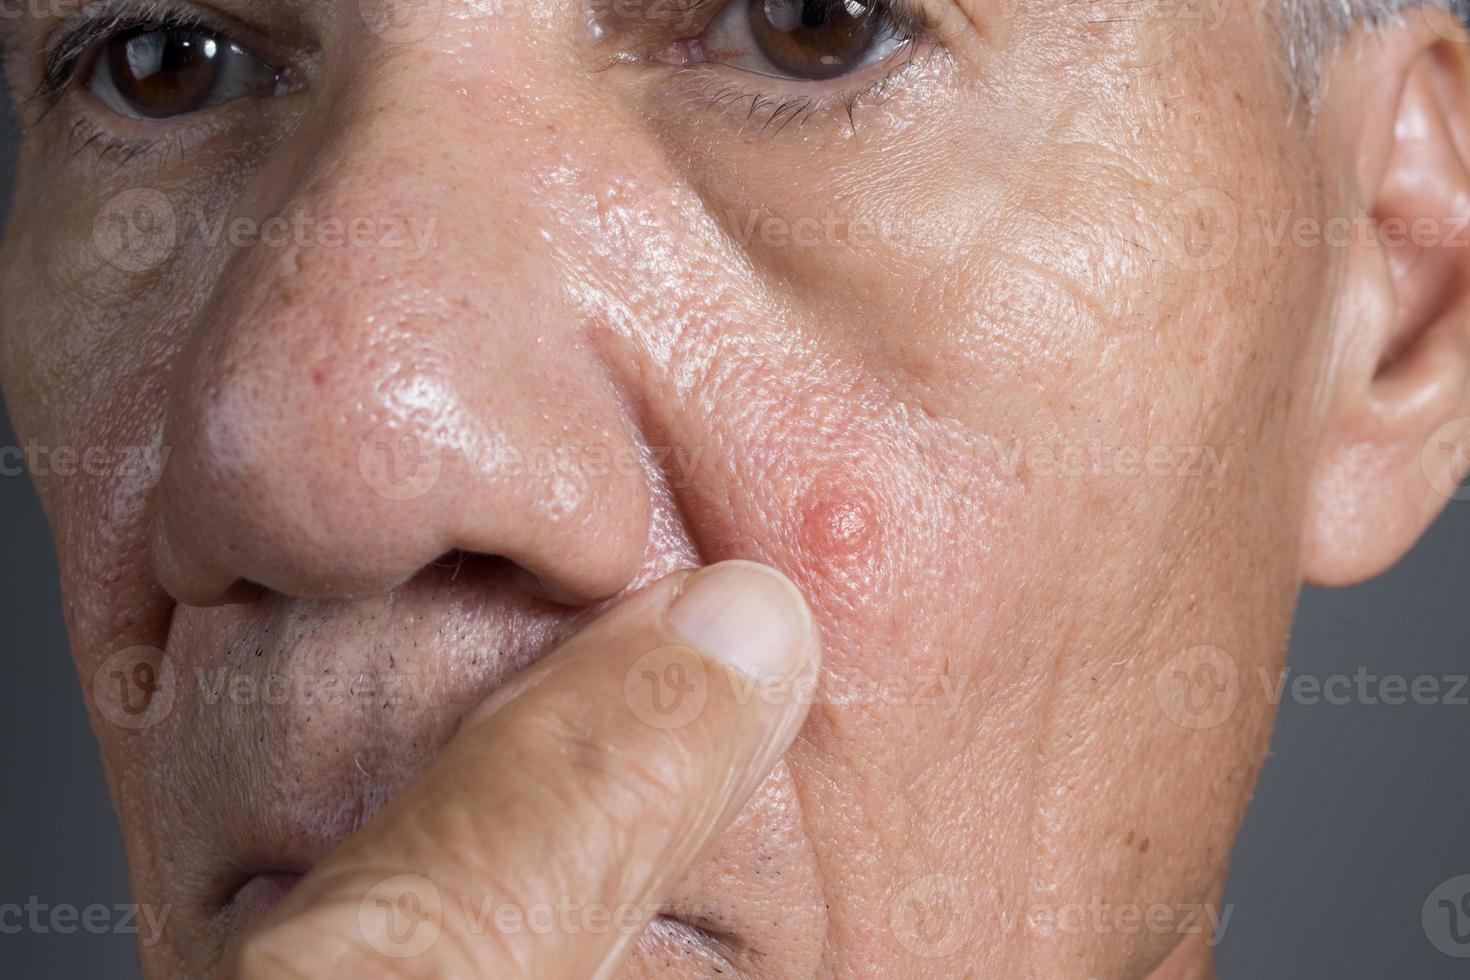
left=659, top=0, right=936, bottom=134
left=674, top=42, right=926, bottom=137
left=37, top=3, right=211, bottom=105
left=20, top=1, right=293, bottom=165
left=25, top=0, right=936, bottom=157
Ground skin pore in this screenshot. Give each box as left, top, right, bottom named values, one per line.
left=3, top=0, right=1470, bottom=975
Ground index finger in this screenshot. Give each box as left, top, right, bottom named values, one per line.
left=230, top=560, right=821, bottom=979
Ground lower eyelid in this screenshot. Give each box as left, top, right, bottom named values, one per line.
left=58, top=112, right=181, bottom=166
left=57, top=82, right=249, bottom=169
left=657, top=39, right=935, bottom=137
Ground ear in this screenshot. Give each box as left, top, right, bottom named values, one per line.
left=1303, top=6, right=1470, bottom=587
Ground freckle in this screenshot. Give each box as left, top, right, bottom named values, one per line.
left=1125, top=831, right=1135, bottom=845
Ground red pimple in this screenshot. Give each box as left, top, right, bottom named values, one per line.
left=798, top=480, right=880, bottom=568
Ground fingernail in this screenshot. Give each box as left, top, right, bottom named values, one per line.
left=667, top=560, right=813, bottom=680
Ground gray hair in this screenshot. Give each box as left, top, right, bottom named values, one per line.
left=1281, top=0, right=1470, bottom=104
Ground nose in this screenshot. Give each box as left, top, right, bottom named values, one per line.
left=150, top=69, right=651, bottom=606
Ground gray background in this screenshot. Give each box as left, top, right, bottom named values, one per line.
left=1, top=98, right=1467, bottom=980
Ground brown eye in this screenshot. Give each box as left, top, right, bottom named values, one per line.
left=689, top=0, right=915, bottom=83
left=748, top=0, right=883, bottom=80
left=87, top=25, right=283, bottom=120
left=104, top=28, right=219, bottom=117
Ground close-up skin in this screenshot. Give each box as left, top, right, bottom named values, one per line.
left=2, top=0, right=1470, bottom=973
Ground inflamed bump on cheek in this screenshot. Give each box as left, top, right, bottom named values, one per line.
left=788, top=469, right=894, bottom=633
left=798, top=474, right=884, bottom=574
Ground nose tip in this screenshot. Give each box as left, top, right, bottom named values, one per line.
left=148, top=204, right=651, bottom=609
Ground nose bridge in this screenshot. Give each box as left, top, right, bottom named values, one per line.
left=151, top=72, right=652, bottom=606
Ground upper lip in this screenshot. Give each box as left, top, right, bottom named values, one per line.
left=175, top=554, right=748, bottom=974
left=191, top=558, right=613, bottom=929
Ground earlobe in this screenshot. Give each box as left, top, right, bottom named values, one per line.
left=1303, top=12, right=1470, bottom=586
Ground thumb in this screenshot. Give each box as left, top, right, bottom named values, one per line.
left=231, top=559, right=821, bottom=979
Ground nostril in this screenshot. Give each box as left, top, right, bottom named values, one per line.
left=209, top=581, right=268, bottom=606
left=513, top=568, right=598, bottom=607
left=151, top=510, right=266, bottom=607
left=428, top=550, right=594, bottom=608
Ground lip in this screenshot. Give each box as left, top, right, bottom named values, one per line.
left=222, top=871, right=304, bottom=928
left=181, top=558, right=738, bottom=969
left=219, top=871, right=738, bottom=970
left=643, top=912, right=742, bottom=970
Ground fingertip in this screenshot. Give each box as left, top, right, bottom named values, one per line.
left=666, top=559, right=819, bottom=684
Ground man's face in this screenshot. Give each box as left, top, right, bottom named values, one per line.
left=0, top=0, right=1387, bottom=973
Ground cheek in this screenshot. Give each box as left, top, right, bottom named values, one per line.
left=738, top=392, right=984, bottom=674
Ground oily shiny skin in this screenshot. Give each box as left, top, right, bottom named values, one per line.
left=0, top=0, right=1372, bottom=975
